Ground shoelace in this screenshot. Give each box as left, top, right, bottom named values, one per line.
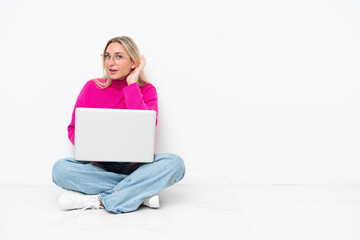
left=78, top=196, right=101, bottom=210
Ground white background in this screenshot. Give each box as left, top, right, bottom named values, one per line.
left=0, top=0, right=359, bottom=184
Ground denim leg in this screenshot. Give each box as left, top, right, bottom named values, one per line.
left=52, top=157, right=127, bottom=195
left=99, top=153, right=185, bottom=213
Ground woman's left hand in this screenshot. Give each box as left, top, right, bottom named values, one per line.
left=126, top=55, right=146, bottom=85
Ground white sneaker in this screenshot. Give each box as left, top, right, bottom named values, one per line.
left=143, top=195, right=160, bottom=209
left=58, top=191, right=102, bottom=210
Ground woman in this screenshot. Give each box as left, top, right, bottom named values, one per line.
left=52, top=36, right=185, bottom=214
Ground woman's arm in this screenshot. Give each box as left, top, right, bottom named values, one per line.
left=123, top=55, right=158, bottom=123
left=67, top=107, right=76, bottom=145
left=67, top=81, right=92, bottom=145
left=122, top=83, right=158, bottom=124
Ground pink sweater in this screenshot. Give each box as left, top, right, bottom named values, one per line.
left=67, top=79, right=158, bottom=145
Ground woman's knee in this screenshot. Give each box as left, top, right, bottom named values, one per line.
left=156, top=153, right=185, bottom=179
left=172, top=154, right=185, bottom=174
left=52, top=157, right=76, bottom=184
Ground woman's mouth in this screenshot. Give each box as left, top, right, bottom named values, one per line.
left=109, top=69, right=118, bottom=74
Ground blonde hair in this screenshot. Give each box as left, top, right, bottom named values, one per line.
left=94, top=36, right=148, bottom=89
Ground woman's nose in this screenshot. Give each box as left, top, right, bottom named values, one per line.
left=108, top=57, right=116, bottom=65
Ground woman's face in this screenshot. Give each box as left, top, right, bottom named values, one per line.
left=105, top=42, right=135, bottom=80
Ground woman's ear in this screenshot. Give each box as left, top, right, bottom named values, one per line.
left=131, top=62, right=136, bottom=70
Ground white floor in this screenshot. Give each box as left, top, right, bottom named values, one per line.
left=1, top=182, right=360, bottom=240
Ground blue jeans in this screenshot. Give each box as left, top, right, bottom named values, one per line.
left=52, top=153, right=185, bottom=213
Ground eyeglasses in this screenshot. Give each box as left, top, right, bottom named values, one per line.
left=101, top=53, right=130, bottom=64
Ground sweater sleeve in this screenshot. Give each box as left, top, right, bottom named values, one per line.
left=122, top=82, right=159, bottom=124
left=67, top=81, right=92, bottom=145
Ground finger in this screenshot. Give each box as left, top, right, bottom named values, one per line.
left=139, top=55, right=146, bottom=69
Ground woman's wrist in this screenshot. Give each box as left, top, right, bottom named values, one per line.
left=126, top=79, right=137, bottom=85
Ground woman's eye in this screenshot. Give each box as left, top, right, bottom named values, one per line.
left=116, top=55, right=123, bottom=59
left=105, top=55, right=111, bottom=59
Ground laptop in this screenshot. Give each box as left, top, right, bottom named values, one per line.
left=74, top=108, right=156, bottom=162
